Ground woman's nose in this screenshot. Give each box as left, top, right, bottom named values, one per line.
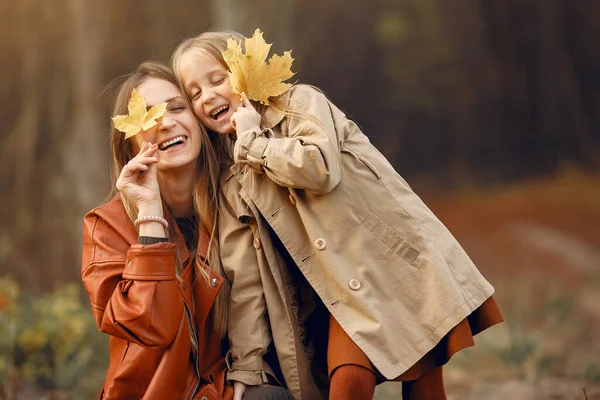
left=159, top=114, right=176, bottom=130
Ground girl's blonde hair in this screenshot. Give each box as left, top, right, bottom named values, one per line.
left=108, top=61, right=229, bottom=341
left=171, top=30, right=322, bottom=129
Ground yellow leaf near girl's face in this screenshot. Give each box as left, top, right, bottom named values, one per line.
left=222, top=28, right=295, bottom=105
left=112, top=89, right=167, bottom=139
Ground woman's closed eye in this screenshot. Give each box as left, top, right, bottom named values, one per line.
left=168, top=100, right=187, bottom=112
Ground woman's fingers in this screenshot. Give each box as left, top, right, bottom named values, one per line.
left=135, top=156, right=159, bottom=165
left=122, top=160, right=149, bottom=175
left=141, top=142, right=158, bottom=156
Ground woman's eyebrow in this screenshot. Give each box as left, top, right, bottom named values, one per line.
left=146, top=96, right=184, bottom=109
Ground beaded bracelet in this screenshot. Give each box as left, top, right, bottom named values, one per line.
left=134, top=216, right=169, bottom=230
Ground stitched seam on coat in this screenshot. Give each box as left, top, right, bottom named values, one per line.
left=121, top=272, right=175, bottom=279
left=87, top=216, right=100, bottom=266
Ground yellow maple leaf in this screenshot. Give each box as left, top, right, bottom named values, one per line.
left=112, top=89, right=167, bottom=139
left=222, top=29, right=295, bottom=105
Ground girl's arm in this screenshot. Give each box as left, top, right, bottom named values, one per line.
left=219, top=182, right=273, bottom=387
left=233, top=86, right=342, bottom=194
left=81, top=209, right=184, bottom=348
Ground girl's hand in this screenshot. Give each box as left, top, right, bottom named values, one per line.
left=233, top=381, right=247, bottom=400
left=230, top=92, right=261, bottom=136
left=115, top=142, right=161, bottom=211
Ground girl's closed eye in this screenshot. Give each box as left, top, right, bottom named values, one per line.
left=190, top=90, right=202, bottom=100
left=212, top=76, right=226, bottom=85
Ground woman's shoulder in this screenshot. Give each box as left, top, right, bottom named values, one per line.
left=83, top=194, right=137, bottom=247
left=85, top=195, right=126, bottom=221
left=84, top=195, right=131, bottom=235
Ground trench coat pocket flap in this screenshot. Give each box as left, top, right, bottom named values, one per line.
left=341, top=144, right=382, bottom=179
left=362, top=212, right=420, bottom=265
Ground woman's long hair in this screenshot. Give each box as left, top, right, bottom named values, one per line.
left=108, top=61, right=229, bottom=341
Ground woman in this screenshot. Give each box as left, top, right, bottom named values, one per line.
left=81, top=61, right=291, bottom=400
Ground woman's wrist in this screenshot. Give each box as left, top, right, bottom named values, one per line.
left=137, top=201, right=164, bottom=218
left=136, top=202, right=166, bottom=238
left=137, top=222, right=168, bottom=238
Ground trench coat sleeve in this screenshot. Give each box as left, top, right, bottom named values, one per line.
left=234, top=85, right=342, bottom=194
left=81, top=210, right=184, bottom=349
left=218, top=188, right=273, bottom=386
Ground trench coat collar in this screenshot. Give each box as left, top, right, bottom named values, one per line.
left=263, top=89, right=291, bottom=129
left=264, top=104, right=285, bottom=129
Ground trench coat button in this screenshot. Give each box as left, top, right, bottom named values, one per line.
left=348, top=279, right=361, bottom=291
left=201, top=397, right=208, bottom=400
left=127, top=260, right=131, bottom=267
left=288, top=194, right=296, bottom=206
left=253, top=237, right=262, bottom=250
left=211, top=278, right=219, bottom=288
left=314, top=238, right=326, bottom=250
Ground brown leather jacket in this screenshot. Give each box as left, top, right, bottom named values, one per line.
left=81, top=196, right=233, bottom=400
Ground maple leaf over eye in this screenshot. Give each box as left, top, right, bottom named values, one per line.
left=222, top=29, right=295, bottom=105
left=112, top=89, right=168, bottom=139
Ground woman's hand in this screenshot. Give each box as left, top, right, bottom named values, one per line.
left=233, top=381, right=247, bottom=400
left=116, top=142, right=161, bottom=212
left=230, top=93, right=261, bottom=136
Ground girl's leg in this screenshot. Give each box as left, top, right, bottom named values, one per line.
left=401, top=366, right=446, bottom=400
left=329, top=364, right=376, bottom=400
left=327, top=314, right=376, bottom=400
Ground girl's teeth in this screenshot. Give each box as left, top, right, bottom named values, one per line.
left=212, top=106, right=228, bottom=118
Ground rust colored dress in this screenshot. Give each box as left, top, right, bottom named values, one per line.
left=327, top=296, right=504, bottom=382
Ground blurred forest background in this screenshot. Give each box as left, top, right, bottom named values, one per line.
left=1, top=0, right=599, bottom=399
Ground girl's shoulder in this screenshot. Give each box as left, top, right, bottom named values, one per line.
left=286, top=84, right=328, bottom=106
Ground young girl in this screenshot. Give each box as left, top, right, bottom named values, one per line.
left=81, top=61, right=292, bottom=400
left=172, top=31, right=503, bottom=400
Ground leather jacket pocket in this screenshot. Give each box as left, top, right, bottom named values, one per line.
left=194, top=382, right=222, bottom=400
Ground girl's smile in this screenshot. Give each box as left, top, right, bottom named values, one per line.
left=177, top=50, right=241, bottom=135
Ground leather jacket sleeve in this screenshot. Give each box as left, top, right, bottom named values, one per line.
left=81, top=208, right=184, bottom=348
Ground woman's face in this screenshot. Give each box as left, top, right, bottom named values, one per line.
left=177, top=50, right=241, bottom=136
left=133, top=77, right=202, bottom=172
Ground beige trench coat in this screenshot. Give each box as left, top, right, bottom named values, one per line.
left=218, top=85, right=495, bottom=399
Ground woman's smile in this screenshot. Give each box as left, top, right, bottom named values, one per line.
left=157, top=135, right=188, bottom=152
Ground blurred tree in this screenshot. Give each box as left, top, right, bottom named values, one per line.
left=0, top=0, right=599, bottom=291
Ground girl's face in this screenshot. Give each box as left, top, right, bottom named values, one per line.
left=177, top=50, right=241, bottom=135
left=133, top=77, right=202, bottom=171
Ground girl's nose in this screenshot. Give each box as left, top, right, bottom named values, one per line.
left=201, top=88, right=216, bottom=104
